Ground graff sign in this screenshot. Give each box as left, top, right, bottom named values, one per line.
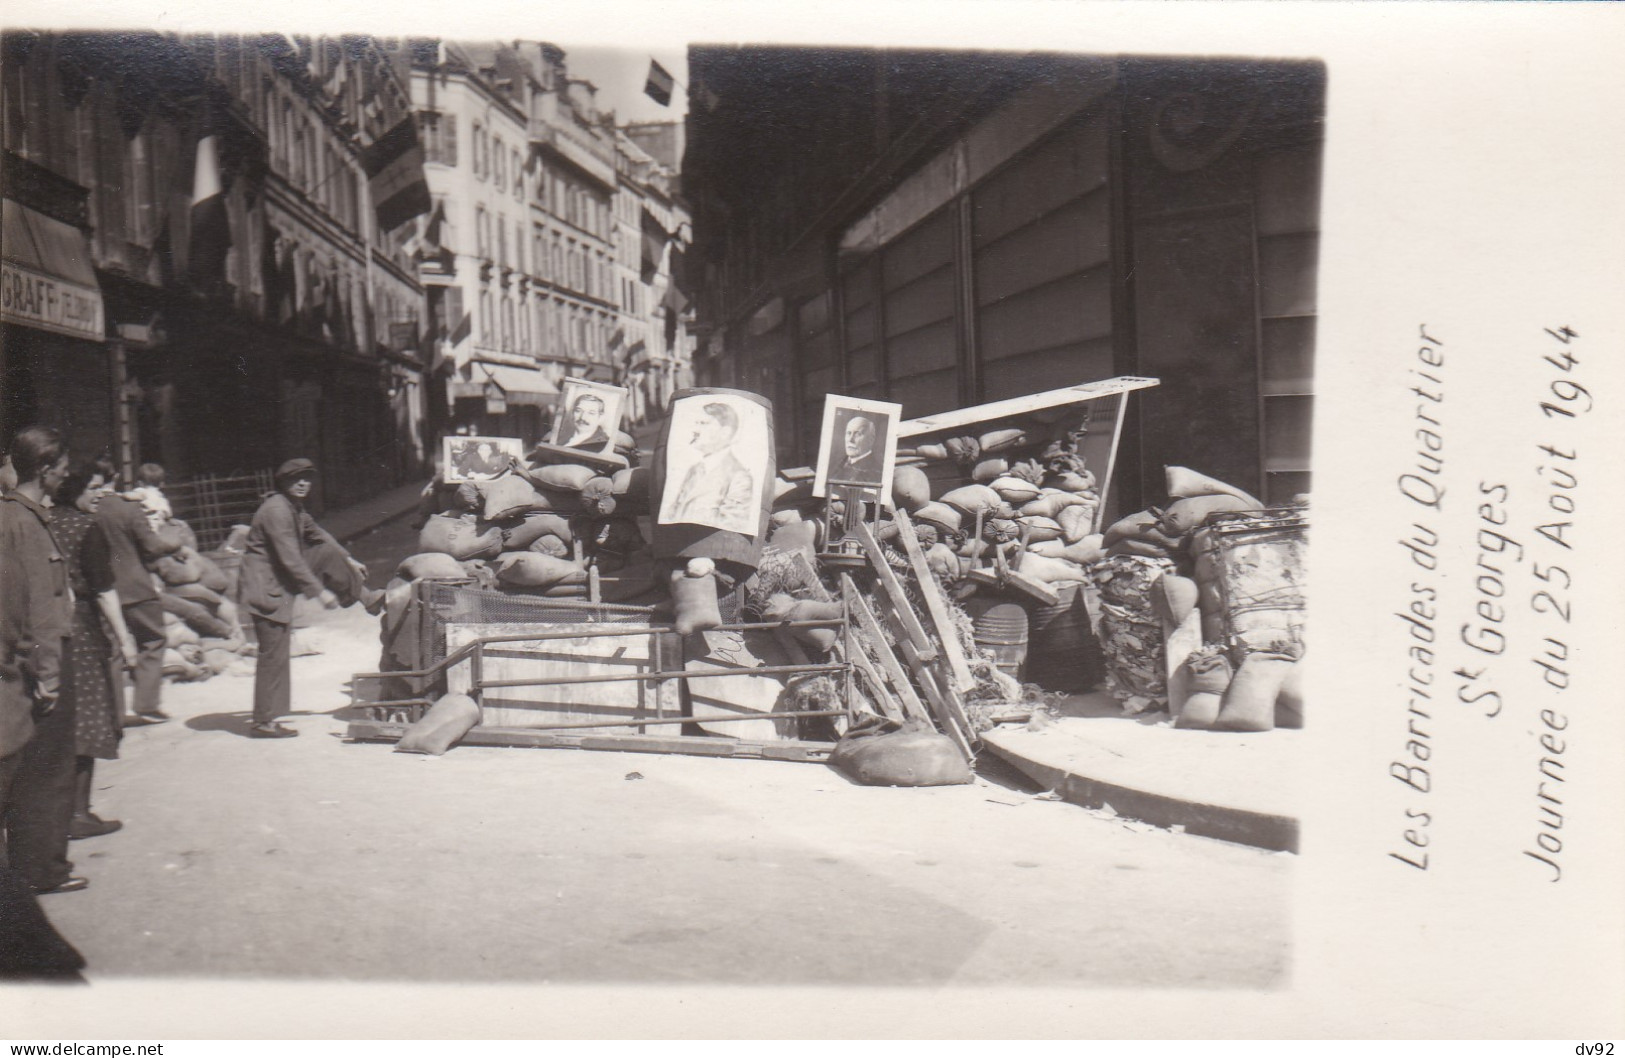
left=1, top=259, right=104, bottom=341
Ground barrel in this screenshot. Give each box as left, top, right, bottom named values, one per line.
left=961, top=596, right=1029, bottom=682
left=1025, top=582, right=1103, bottom=692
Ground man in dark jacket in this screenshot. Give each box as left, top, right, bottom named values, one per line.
left=239, top=459, right=382, bottom=738
left=91, top=455, right=182, bottom=723
left=1, top=427, right=86, bottom=897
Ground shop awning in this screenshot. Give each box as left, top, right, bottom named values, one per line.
left=449, top=362, right=559, bottom=407
left=1, top=198, right=105, bottom=342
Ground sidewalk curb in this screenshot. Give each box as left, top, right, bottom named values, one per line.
left=980, top=730, right=1300, bottom=853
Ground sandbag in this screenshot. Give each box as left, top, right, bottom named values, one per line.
left=926, top=542, right=961, bottom=583
left=482, top=476, right=543, bottom=521
left=939, top=484, right=1002, bottom=519
left=762, top=594, right=840, bottom=652
left=530, top=464, right=598, bottom=491
left=913, top=502, right=962, bottom=536
left=153, top=549, right=204, bottom=586
left=1017, top=552, right=1088, bottom=585
left=1215, top=650, right=1296, bottom=732
left=396, top=552, right=468, bottom=580
left=767, top=518, right=820, bottom=560
left=611, top=466, right=652, bottom=516
left=977, top=428, right=1026, bottom=453
left=1152, top=574, right=1201, bottom=627
left=1174, top=648, right=1234, bottom=729
left=1158, top=494, right=1260, bottom=537
left=1102, top=510, right=1179, bottom=549
left=164, top=620, right=201, bottom=650
left=1165, top=465, right=1263, bottom=509
left=502, top=512, right=573, bottom=551
left=828, top=717, right=972, bottom=787
left=1017, top=515, right=1063, bottom=542
left=671, top=559, right=722, bottom=636
left=891, top=466, right=932, bottom=511
left=418, top=514, right=504, bottom=562
left=1058, top=504, right=1096, bottom=544
left=1046, top=471, right=1095, bottom=493
left=394, top=693, right=482, bottom=756
left=773, top=475, right=815, bottom=508
left=1276, top=656, right=1305, bottom=729
left=1021, top=490, right=1090, bottom=520
left=451, top=482, right=482, bottom=513
left=971, top=458, right=1009, bottom=484
left=492, top=552, right=586, bottom=590
left=527, top=534, right=569, bottom=558
left=1028, top=537, right=1105, bottom=566
left=195, top=553, right=231, bottom=594
left=991, top=476, right=1042, bottom=505
left=576, top=477, right=614, bottom=517
left=167, top=518, right=200, bottom=552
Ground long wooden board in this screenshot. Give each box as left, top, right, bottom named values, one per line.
left=847, top=520, right=937, bottom=659
left=892, top=509, right=976, bottom=692
left=841, top=576, right=932, bottom=724
left=345, top=720, right=836, bottom=762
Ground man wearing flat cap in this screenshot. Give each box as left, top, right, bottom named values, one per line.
left=238, top=459, right=383, bottom=739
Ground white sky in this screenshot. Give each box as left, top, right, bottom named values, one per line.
left=559, top=44, right=689, bottom=127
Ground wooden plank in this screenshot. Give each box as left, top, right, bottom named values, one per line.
left=896, top=375, right=1160, bottom=438
left=912, top=661, right=976, bottom=761
left=344, top=720, right=836, bottom=762
left=892, top=509, right=977, bottom=693
left=841, top=576, right=932, bottom=724
left=839, top=637, right=903, bottom=722
left=1094, top=390, right=1129, bottom=535
left=847, top=520, right=936, bottom=657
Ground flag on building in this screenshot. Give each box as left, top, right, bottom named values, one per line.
left=362, top=115, right=432, bottom=233
left=188, top=131, right=231, bottom=290
left=643, top=60, right=675, bottom=107
left=640, top=207, right=670, bottom=284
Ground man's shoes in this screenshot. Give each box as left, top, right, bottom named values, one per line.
left=136, top=709, right=171, bottom=722
left=249, top=721, right=299, bottom=739
left=35, top=877, right=90, bottom=895
left=361, top=588, right=386, bottom=616
left=69, top=814, right=123, bottom=840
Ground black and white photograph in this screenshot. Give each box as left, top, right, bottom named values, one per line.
left=1, top=0, right=1622, bottom=1047
left=441, top=434, right=522, bottom=483
left=813, top=394, right=900, bottom=499
left=655, top=390, right=768, bottom=535
left=549, top=377, right=626, bottom=455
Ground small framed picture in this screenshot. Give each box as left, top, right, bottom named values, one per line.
left=550, top=378, right=628, bottom=457
left=813, top=395, right=902, bottom=501
left=442, top=435, right=523, bottom=484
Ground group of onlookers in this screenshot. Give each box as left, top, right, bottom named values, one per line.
left=2, top=427, right=386, bottom=978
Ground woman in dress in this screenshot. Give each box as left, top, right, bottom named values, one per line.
left=51, top=466, right=138, bottom=839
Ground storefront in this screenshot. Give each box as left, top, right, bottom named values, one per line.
left=446, top=361, right=559, bottom=451
left=1, top=177, right=110, bottom=456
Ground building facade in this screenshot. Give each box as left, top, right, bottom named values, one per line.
left=1, top=31, right=432, bottom=509
left=683, top=49, right=1323, bottom=512
left=612, top=124, right=693, bottom=429
left=408, top=40, right=623, bottom=451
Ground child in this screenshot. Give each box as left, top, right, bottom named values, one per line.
left=127, top=462, right=172, bottom=531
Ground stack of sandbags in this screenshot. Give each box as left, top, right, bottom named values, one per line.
left=883, top=440, right=1105, bottom=591
left=410, top=450, right=656, bottom=601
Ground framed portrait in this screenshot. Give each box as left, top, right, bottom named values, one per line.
left=656, top=392, right=771, bottom=535
left=441, top=435, right=523, bottom=484
left=813, top=394, right=902, bottom=501
left=549, top=378, right=627, bottom=457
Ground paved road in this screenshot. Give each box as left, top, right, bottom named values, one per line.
left=36, top=514, right=1290, bottom=991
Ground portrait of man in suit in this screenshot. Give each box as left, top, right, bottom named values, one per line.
left=828, top=413, right=886, bottom=486
left=658, top=400, right=760, bottom=535
left=560, top=394, right=610, bottom=451
left=549, top=379, right=626, bottom=456
left=813, top=394, right=902, bottom=501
